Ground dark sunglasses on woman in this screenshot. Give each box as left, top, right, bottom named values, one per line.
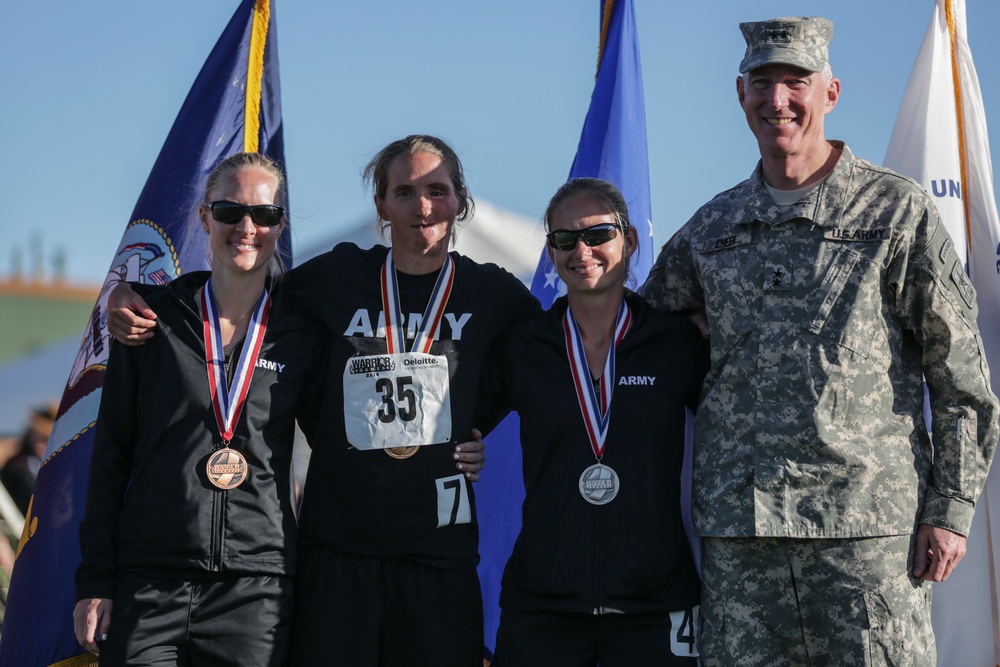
left=546, top=223, right=623, bottom=251
left=210, top=201, right=285, bottom=227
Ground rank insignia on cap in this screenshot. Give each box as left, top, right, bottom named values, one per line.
left=764, top=27, right=794, bottom=44
left=739, top=16, right=833, bottom=74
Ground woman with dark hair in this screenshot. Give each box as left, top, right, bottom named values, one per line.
left=484, top=178, right=706, bottom=667
left=284, top=135, right=538, bottom=666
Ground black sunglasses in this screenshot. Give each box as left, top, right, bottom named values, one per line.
left=546, top=223, right=622, bottom=251
left=210, top=201, right=285, bottom=227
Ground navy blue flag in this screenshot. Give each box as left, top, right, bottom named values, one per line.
left=477, top=0, right=652, bottom=659
left=0, top=1, right=286, bottom=664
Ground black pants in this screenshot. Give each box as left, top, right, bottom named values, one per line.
left=100, top=570, right=293, bottom=667
left=493, top=607, right=700, bottom=667
left=292, top=549, right=484, bottom=667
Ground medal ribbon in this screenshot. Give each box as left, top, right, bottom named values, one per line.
left=380, top=249, right=455, bottom=353
left=202, top=279, right=271, bottom=444
left=563, top=300, right=632, bottom=459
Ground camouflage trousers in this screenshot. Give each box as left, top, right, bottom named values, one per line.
left=700, top=535, right=934, bottom=667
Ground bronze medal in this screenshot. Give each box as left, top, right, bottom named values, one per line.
left=375, top=250, right=454, bottom=459
left=385, top=445, right=419, bottom=459
left=201, top=281, right=269, bottom=492
left=206, top=448, right=249, bottom=489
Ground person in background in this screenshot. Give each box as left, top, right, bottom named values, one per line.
left=639, top=16, right=999, bottom=666
left=0, top=401, right=56, bottom=516
left=0, top=402, right=55, bottom=578
left=477, top=178, right=705, bottom=667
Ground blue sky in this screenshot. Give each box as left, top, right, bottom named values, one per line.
left=5, top=0, right=1000, bottom=284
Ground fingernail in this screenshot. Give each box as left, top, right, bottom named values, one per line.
left=453, top=453, right=460, bottom=460
left=454, top=446, right=462, bottom=453
left=101, top=633, right=107, bottom=641
left=457, top=463, right=463, bottom=470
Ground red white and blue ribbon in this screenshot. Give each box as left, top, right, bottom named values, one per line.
left=202, top=279, right=271, bottom=444
left=380, top=249, right=455, bottom=354
left=563, top=299, right=632, bottom=459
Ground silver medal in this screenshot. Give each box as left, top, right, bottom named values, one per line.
left=579, top=463, right=619, bottom=505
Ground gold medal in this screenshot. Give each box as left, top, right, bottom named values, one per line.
left=385, top=445, right=419, bottom=459
left=206, top=448, right=249, bottom=489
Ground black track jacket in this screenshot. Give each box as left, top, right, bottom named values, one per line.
left=489, top=291, right=707, bottom=615
left=77, top=272, right=325, bottom=601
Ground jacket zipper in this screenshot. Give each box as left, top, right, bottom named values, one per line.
left=592, top=504, right=602, bottom=614
left=210, top=345, right=238, bottom=572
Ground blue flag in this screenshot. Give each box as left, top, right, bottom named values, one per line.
left=477, top=0, right=651, bottom=659
left=0, top=2, right=286, bottom=664
left=529, top=0, right=653, bottom=308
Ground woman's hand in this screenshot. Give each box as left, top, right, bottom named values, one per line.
left=73, top=597, right=113, bottom=654
left=454, top=429, right=487, bottom=482
left=688, top=310, right=709, bottom=339
left=107, top=282, right=158, bottom=345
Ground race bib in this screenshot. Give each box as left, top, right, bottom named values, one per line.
left=435, top=474, right=472, bottom=527
left=669, top=606, right=700, bottom=657
left=343, top=352, right=452, bottom=450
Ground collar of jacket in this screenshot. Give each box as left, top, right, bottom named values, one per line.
left=532, top=289, right=665, bottom=348
left=154, top=270, right=305, bottom=335
left=735, top=139, right=856, bottom=230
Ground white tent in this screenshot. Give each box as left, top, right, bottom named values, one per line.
left=0, top=335, right=77, bottom=438
left=296, top=199, right=545, bottom=284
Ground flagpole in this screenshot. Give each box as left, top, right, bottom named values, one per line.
left=597, top=0, right=615, bottom=76
left=244, top=0, right=270, bottom=152
left=945, top=0, right=973, bottom=244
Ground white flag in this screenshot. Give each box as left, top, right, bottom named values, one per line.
left=884, top=1, right=1000, bottom=665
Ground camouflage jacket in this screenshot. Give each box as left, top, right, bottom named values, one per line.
left=640, top=142, right=999, bottom=538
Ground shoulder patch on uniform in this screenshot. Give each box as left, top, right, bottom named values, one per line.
left=699, top=230, right=752, bottom=254
left=823, top=227, right=891, bottom=242
left=939, top=237, right=954, bottom=264
left=951, top=260, right=975, bottom=309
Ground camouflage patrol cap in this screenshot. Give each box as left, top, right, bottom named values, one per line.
left=738, top=16, right=833, bottom=74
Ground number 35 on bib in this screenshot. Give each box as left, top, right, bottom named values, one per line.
left=342, top=352, right=452, bottom=450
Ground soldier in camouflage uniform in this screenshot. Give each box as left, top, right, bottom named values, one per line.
left=640, top=16, right=999, bottom=667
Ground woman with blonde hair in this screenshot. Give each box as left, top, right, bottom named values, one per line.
left=74, top=152, right=324, bottom=666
